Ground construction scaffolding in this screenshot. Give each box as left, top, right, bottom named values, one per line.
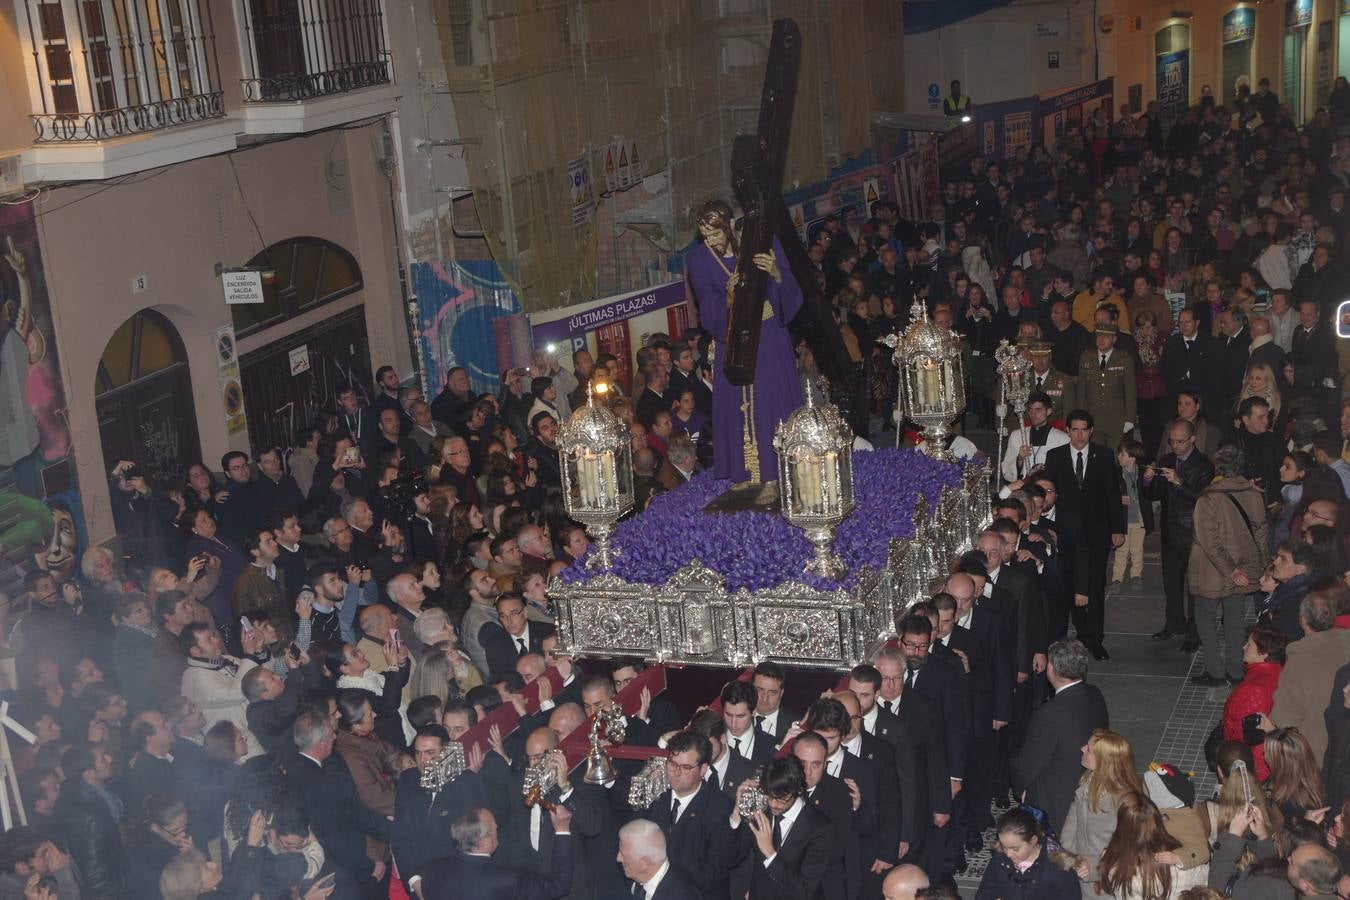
left=433, top=0, right=904, bottom=313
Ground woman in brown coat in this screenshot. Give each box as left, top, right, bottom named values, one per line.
left=1188, top=443, right=1270, bottom=686
left=333, top=691, right=403, bottom=864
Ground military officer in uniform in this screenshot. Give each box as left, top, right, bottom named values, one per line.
left=1025, top=341, right=1073, bottom=425
left=1074, top=323, right=1136, bottom=450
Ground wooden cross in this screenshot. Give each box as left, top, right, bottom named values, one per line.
left=723, top=19, right=868, bottom=434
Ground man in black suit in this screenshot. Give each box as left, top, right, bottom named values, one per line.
left=937, top=578, right=1012, bottom=849
left=976, top=529, right=1048, bottom=676
left=805, top=696, right=886, bottom=898
left=1161, top=305, right=1220, bottom=413
left=617, top=819, right=701, bottom=900
left=1216, top=307, right=1253, bottom=411
left=847, top=664, right=899, bottom=745
left=481, top=593, right=557, bottom=679
left=751, top=661, right=800, bottom=745
left=392, top=725, right=492, bottom=896
left=871, top=652, right=950, bottom=880
left=1010, top=639, right=1110, bottom=834
left=893, top=615, right=970, bottom=881
left=642, top=731, right=736, bottom=900
left=422, top=804, right=575, bottom=900
left=729, top=756, right=834, bottom=900
left=1043, top=408, right=1127, bottom=660
left=286, top=711, right=392, bottom=889
left=687, top=708, right=757, bottom=798
left=793, top=732, right=860, bottom=900
left=720, top=680, right=775, bottom=765
left=615, top=658, right=684, bottom=736
left=1144, top=418, right=1215, bottom=642
left=580, top=675, right=660, bottom=748
left=501, top=728, right=621, bottom=900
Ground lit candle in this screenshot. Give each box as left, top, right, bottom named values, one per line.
left=798, top=453, right=823, bottom=513
left=824, top=452, right=838, bottom=508
left=579, top=451, right=597, bottom=506
left=600, top=449, right=616, bottom=504
left=917, top=359, right=941, bottom=408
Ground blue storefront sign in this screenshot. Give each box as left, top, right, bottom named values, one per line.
left=1156, top=49, right=1191, bottom=129
left=1223, top=7, right=1256, bottom=43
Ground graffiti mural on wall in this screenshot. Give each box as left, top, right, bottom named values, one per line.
left=412, top=260, right=526, bottom=397
left=0, top=203, right=84, bottom=599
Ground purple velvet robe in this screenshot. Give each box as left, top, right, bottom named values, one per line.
left=688, top=237, right=804, bottom=482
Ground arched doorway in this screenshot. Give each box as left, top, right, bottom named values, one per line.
left=95, top=309, right=201, bottom=487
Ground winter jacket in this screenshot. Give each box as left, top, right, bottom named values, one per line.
left=976, top=849, right=1080, bottom=899
left=1187, top=477, right=1269, bottom=599
left=1223, top=660, right=1282, bottom=779
left=1207, top=833, right=1293, bottom=900
left=1062, top=786, right=1123, bottom=887
left=1324, top=661, right=1350, bottom=814
left=180, top=655, right=262, bottom=758
left=52, top=781, right=126, bottom=900
left=1271, top=628, right=1350, bottom=762
left=333, top=730, right=399, bottom=818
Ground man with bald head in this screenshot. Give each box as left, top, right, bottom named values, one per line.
left=500, top=726, right=619, bottom=900
left=357, top=604, right=396, bottom=671
left=881, top=863, right=929, bottom=900
left=548, top=702, right=585, bottom=739
left=1246, top=315, right=1283, bottom=374
left=617, top=818, right=699, bottom=900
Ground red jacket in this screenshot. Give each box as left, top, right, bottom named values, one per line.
left=1223, top=659, right=1283, bottom=779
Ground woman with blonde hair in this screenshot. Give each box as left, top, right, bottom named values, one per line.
left=1208, top=748, right=1283, bottom=842
left=410, top=637, right=482, bottom=704
left=1236, top=363, right=1281, bottom=423
left=1064, top=729, right=1148, bottom=896
left=1263, top=727, right=1326, bottom=818
left=1097, top=791, right=1206, bottom=899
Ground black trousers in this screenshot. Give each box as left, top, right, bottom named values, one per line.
left=1161, top=540, right=1191, bottom=632
left=1062, top=535, right=1109, bottom=645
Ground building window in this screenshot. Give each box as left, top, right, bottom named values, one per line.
left=237, top=0, right=391, bottom=102
left=18, top=0, right=225, bottom=142
left=230, top=237, right=364, bottom=338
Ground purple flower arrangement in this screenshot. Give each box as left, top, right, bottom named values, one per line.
left=560, top=448, right=962, bottom=592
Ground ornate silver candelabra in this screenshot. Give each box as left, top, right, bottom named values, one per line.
left=879, top=300, right=966, bottom=459
left=558, top=382, right=634, bottom=571
left=993, top=339, right=1032, bottom=489
left=773, top=382, right=856, bottom=579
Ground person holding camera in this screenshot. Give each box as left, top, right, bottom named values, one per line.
left=108, top=459, right=181, bottom=573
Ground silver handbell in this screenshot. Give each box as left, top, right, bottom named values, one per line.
left=419, top=741, right=466, bottom=793
left=582, top=701, right=627, bottom=785
left=737, top=779, right=766, bottom=820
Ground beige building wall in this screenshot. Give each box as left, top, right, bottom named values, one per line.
left=36, top=124, right=408, bottom=543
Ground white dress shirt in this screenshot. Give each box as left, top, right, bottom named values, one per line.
left=762, top=797, right=806, bottom=866
left=729, top=727, right=757, bottom=761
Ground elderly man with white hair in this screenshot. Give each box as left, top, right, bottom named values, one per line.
left=617, top=819, right=700, bottom=900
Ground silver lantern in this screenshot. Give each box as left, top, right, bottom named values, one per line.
left=772, top=384, right=855, bottom=580
left=993, top=339, right=1032, bottom=490
left=558, top=382, right=634, bottom=571
left=881, top=299, right=966, bottom=459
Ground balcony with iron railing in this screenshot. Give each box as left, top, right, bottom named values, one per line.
left=233, top=0, right=396, bottom=133
left=16, top=0, right=227, bottom=143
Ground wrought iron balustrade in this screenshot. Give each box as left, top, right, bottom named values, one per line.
left=238, top=0, right=390, bottom=102
left=19, top=0, right=225, bottom=143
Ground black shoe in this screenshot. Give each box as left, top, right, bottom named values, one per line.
left=1090, top=643, right=1110, bottom=661
left=1179, top=640, right=1199, bottom=653
left=1151, top=627, right=1181, bottom=640
left=1190, top=672, right=1225, bottom=687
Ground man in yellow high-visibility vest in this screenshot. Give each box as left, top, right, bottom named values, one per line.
left=943, top=80, right=972, bottom=118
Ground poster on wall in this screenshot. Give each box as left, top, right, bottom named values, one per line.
left=0, top=203, right=84, bottom=597
left=1316, top=20, right=1334, bottom=104
left=412, top=259, right=524, bottom=399
left=529, top=280, right=690, bottom=395
left=1156, top=50, right=1190, bottom=137
left=1223, top=7, right=1256, bottom=43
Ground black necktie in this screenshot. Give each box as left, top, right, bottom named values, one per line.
left=772, top=815, right=784, bottom=851
left=1075, top=451, right=1085, bottom=485
left=755, top=715, right=765, bottom=732
left=732, top=737, right=742, bottom=755
left=1100, top=353, right=1107, bottom=369
left=632, top=881, right=644, bottom=899
left=905, top=669, right=916, bottom=689
left=515, top=637, right=527, bottom=655
left=881, top=699, right=894, bottom=714
left=671, top=797, right=681, bottom=821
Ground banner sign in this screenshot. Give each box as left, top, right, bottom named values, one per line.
left=1223, top=7, right=1256, bottom=43
left=529, top=280, right=686, bottom=347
